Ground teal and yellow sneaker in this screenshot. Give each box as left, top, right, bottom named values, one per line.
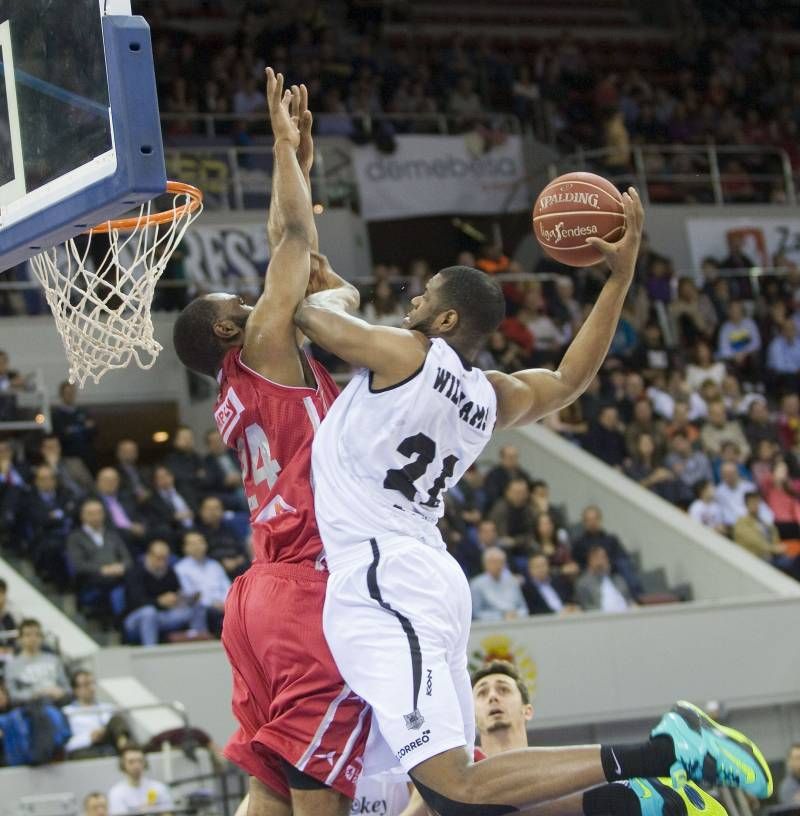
left=628, top=778, right=728, bottom=816
left=651, top=701, right=772, bottom=798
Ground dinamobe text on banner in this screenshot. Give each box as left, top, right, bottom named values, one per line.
left=352, top=134, right=529, bottom=221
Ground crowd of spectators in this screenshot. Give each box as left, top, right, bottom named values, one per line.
left=0, top=381, right=251, bottom=646
left=0, top=586, right=209, bottom=777
left=460, top=452, right=647, bottom=621
left=143, top=1, right=800, bottom=202
left=0, top=379, right=246, bottom=765
left=0, top=634, right=181, bottom=797
left=150, top=0, right=513, bottom=141
left=0, top=612, right=134, bottom=767
left=558, top=19, right=800, bottom=201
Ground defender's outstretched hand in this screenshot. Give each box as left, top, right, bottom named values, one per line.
left=290, top=83, right=314, bottom=178
left=585, top=186, right=644, bottom=282
left=266, top=67, right=300, bottom=149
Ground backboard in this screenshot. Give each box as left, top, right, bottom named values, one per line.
left=0, top=0, right=166, bottom=272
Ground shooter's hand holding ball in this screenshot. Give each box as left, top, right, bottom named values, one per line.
left=584, top=186, right=644, bottom=285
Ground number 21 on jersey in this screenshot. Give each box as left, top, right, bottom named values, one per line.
left=384, top=432, right=459, bottom=508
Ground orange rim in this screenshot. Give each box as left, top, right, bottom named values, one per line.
left=89, top=181, right=204, bottom=234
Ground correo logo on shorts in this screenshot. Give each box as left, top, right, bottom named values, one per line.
left=396, top=729, right=431, bottom=759
left=403, top=709, right=425, bottom=730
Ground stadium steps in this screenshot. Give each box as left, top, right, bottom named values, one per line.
left=0, top=552, right=121, bottom=648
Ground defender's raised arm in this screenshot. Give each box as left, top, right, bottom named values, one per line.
left=240, top=69, right=315, bottom=381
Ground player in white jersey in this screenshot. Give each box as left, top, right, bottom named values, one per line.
left=294, top=191, right=773, bottom=815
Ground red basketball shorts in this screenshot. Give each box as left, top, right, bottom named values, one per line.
left=222, top=561, right=370, bottom=799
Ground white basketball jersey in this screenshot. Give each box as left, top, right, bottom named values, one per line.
left=312, top=338, right=497, bottom=568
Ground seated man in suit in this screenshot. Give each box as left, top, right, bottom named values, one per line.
left=575, top=545, right=635, bottom=613
left=572, top=504, right=643, bottom=597
left=163, top=426, right=206, bottom=503
left=143, top=466, right=195, bottom=549
left=114, top=439, right=150, bottom=505
left=123, top=539, right=208, bottom=646
left=95, top=468, right=147, bottom=553
left=0, top=438, right=27, bottom=554
left=38, top=434, right=93, bottom=501
left=23, top=465, right=76, bottom=587
left=67, top=498, right=132, bottom=618
left=523, top=554, right=578, bottom=615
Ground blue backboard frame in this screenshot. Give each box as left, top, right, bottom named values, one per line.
left=0, top=14, right=166, bottom=272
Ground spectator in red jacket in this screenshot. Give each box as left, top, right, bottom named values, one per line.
left=778, top=393, right=800, bottom=453
left=757, top=459, right=800, bottom=542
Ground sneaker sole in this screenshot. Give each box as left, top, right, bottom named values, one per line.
left=674, top=701, right=773, bottom=797
left=650, top=779, right=690, bottom=816
left=650, top=779, right=729, bottom=816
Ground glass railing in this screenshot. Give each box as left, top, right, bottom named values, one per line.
left=162, top=139, right=798, bottom=215
left=541, top=144, right=797, bottom=206
left=163, top=144, right=349, bottom=211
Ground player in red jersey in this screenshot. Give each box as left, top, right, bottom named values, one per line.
left=173, top=70, right=366, bottom=816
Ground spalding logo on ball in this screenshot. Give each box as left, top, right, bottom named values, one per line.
left=533, top=171, right=625, bottom=267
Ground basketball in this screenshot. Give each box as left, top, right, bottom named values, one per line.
left=533, top=172, right=625, bottom=267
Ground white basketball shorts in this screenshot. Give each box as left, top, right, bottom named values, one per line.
left=322, top=536, right=475, bottom=774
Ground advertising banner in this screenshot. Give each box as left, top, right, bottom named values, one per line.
left=179, top=224, right=269, bottom=294
left=352, top=134, right=529, bottom=221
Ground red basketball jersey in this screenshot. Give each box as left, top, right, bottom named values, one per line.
left=214, top=348, right=339, bottom=565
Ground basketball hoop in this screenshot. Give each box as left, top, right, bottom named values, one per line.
left=30, top=181, right=203, bottom=387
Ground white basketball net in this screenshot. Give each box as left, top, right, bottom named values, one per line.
left=30, top=187, right=203, bottom=387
